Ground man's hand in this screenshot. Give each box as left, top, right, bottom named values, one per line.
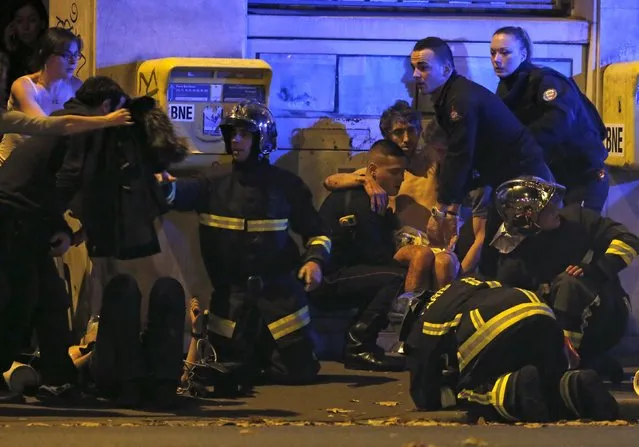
left=154, top=170, right=176, bottom=184
left=363, top=176, right=388, bottom=214
left=298, top=261, right=323, bottom=292
left=49, top=232, right=71, bottom=257
left=426, top=213, right=445, bottom=246
left=565, top=265, right=584, bottom=277
left=189, top=297, right=204, bottom=333
left=104, top=108, right=133, bottom=127
left=443, top=215, right=460, bottom=251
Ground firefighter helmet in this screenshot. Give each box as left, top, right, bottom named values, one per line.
left=494, top=176, right=566, bottom=236
left=219, top=100, right=277, bottom=158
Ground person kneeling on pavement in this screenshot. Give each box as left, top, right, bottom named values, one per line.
left=491, top=176, right=637, bottom=383
left=71, top=274, right=186, bottom=409
left=161, top=100, right=330, bottom=393
left=404, top=275, right=619, bottom=422
left=310, top=139, right=442, bottom=372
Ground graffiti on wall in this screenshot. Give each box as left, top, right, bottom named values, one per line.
left=138, top=68, right=159, bottom=98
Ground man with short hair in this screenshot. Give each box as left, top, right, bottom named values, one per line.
left=324, top=101, right=488, bottom=285
left=409, top=37, right=552, bottom=274
left=312, top=139, right=424, bottom=371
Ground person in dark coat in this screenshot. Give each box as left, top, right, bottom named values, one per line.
left=490, top=26, right=609, bottom=211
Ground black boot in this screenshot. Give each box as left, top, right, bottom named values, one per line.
left=343, top=318, right=406, bottom=372
left=558, top=369, right=619, bottom=421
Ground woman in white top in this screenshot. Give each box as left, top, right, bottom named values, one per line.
left=0, top=27, right=129, bottom=164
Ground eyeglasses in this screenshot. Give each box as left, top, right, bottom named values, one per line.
left=54, top=52, right=81, bottom=61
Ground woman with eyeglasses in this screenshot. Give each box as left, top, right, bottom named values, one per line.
left=0, top=27, right=129, bottom=165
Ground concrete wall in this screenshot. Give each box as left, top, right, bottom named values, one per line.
left=95, top=0, right=247, bottom=94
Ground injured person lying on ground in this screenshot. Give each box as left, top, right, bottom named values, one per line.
left=403, top=275, right=619, bottom=423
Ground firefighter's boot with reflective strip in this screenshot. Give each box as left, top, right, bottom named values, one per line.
left=557, top=369, right=618, bottom=421
left=343, top=314, right=406, bottom=372
left=461, top=365, right=549, bottom=423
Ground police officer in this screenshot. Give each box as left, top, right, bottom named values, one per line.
left=491, top=27, right=609, bottom=211
left=312, top=140, right=412, bottom=372
left=493, top=176, right=638, bottom=382
left=165, top=100, right=330, bottom=387
left=409, top=37, right=552, bottom=267
left=404, top=275, right=619, bottom=422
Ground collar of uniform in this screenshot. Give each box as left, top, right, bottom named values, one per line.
left=502, top=61, right=535, bottom=85
left=431, top=71, right=459, bottom=109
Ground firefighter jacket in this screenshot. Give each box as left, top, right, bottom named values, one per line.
left=168, top=161, right=331, bottom=285
left=318, top=188, right=399, bottom=273
left=405, top=276, right=555, bottom=410
left=495, top=204, right=639, bottom=294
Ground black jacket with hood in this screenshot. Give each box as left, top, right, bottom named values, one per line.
left=55, top=96, right=187, bottom=259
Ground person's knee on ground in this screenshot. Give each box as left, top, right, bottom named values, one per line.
left=91, top=274, right=146, bottom=408
left=395, top=245, right=434, bottom=292
left=433, top=251, right=460, bottom=289
left=143, top=277, right=186, bottom=409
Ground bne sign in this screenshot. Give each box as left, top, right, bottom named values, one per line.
left=604, top=124, right=624, bottom=156
left=168, top=103, right=195, bottom=122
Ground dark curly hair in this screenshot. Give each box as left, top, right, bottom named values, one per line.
left=379, top=100, right=422, bottom=139
left=127, top=96, right=189, bottom=169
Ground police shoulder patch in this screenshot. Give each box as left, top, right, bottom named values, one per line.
left=542, top=88, right=558, bottom=102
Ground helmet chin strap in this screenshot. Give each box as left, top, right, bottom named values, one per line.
left=510, top=214, right=541, bottom=237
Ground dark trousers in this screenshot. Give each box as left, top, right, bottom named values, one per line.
left=208, top=275, right=320, bottom=385
left=549, top=272, right=628, bottom=363
left=309, top=264, right=406, bottom=326
left=90, top=274, right=185, bottom=396
left=0, top=215, right=76, bottom=385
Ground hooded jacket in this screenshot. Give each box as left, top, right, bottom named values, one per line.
left=55, top=97, right=179, bottom=259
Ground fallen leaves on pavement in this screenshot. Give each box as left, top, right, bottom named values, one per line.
left=375, top=401, right=400, bottom=407
left=325, top=408, right=354, bottom=414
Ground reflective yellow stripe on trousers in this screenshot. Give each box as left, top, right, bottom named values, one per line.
left=457, top=302, right=555, bottom=371
left=208, top=314, right=237, bottom=339
left=268, top=306, right=311, bottom=340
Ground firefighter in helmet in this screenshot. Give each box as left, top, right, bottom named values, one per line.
left=163, top=100, right=330, bottom=391
left=492, top=176, right=637, bottom=383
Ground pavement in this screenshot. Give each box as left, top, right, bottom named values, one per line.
left=1, top=362, right=638, bottom=426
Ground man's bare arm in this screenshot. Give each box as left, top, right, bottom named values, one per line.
left=323, top=168, right=388, bottom=213
left=323, top=168, right=368, bottom=191
left=460, top=216, right=486, bottom=274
